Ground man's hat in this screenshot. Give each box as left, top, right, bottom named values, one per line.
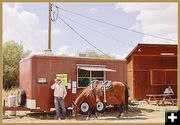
left=55, top=77, right=61, bottom=81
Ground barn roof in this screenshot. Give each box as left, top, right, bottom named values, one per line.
left=126, top=43, right=177, bottom=60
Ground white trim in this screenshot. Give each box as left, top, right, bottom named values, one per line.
left=76, top=64, right=105, bottom=67
left=160, top=53, right=175, bottom=56
left=78, top=66, right=116, bottom=72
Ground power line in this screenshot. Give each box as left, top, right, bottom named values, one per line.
left=60, top=14, right=135, bottom=48
left=59, top=17, right=109, bottom=56
left=51, top=4, right=177, bottom=42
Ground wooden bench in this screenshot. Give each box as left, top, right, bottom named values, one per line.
left=163, top=99, right=177, bottom=105
left=156, top=99, right=177, bottom=106
left=146, top=94, right=175, bottom=106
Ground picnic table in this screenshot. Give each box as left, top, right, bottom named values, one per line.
left=146, top=94, right=176, bottom=105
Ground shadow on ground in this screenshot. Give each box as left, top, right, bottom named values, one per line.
left=4, top=106, right=155, bottom=121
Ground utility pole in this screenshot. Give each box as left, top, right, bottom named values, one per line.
left=48, top=2, right=51, bottom=50
left=44, top=2, right=53, bottom=55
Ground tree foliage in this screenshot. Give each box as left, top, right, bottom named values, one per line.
left=80, top=50, right=115, bottom=59
left=3, top=41, right=30, bottom=90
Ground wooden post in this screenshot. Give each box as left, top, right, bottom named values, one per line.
left=178, top=38, right=180, bottom=109
left=48, top=2, right=51, bottom=50
left=3, top=98, right=6, bottom=115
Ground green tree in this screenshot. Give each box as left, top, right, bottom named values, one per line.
left=80, top=50, right=115, bottom=59
left=3, top=41, right=30, bottom=90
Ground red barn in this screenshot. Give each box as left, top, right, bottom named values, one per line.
left=126, top=44, right=177, bottom=100
left=20, top=55, right=127, bottom=111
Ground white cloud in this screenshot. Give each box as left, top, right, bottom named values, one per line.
left=3, top=3, right=73, bottom=55
left=115, top=3, right=178, bottom=44
left=111, top=53, right=126, bottom=59
left=14, top=3, right=23, bottom=11
left=69, top=53, right=76, bottom=56
left=89, top=8, right=97, bottom=13
left=130, top=21, right=142, bottom=31
left=58, top=45, right=76, bottom=56
left=59, top=45, right=69, bottom=55
left=3, top=3, right=47, bottom=53
left=115, top=3, right=170, bottom=12
left=3, top=3, right=61, bottom=53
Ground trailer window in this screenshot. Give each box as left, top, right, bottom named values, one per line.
left=78, top=69, right=90, bottom=87
left=92, top=71, right=104, bottom=81
left=77, top=68, right=104, bottom=88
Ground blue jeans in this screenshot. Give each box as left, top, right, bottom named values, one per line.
left=54, top=97, right=66, bottom=119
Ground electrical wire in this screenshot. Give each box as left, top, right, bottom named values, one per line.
left=51, top=4, right=177, bottom=42
left=60, top=14, right=135, bottom=47
left=59, top=17, right=109, bottom=56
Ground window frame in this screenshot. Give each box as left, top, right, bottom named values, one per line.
left=150, top=69, right=177, bottom=86
left=77, top=65, right=106, bottom=88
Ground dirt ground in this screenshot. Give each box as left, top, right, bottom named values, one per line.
left=3, top=102, right=178, bottom=123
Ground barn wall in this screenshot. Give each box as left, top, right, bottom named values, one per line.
left=133, top=56, right=177, bottom=70
left=133, top=71, right=151, bottom=99
left=127, top=71, right=134, bottom=99
left=131, top=45, right=177, bottom=56
left=127, top=56, right=134, bottom=99
left=133, top=55, right=177, bottom=100
left=127, top=56, right=133, bottom=71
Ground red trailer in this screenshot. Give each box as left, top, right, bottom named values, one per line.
left=19, top=55, right=127, bottom=112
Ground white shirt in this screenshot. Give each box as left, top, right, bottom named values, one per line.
left=51, top=82, right=67, bottom=99
left=164, top=87, right=174, bottom=94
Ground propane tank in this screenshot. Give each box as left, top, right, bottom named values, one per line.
left=8, top=93, right=16, bottom=116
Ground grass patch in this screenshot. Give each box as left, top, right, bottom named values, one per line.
left=2, top=88, right=19, bottom=98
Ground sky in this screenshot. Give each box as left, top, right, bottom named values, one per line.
left=3, top=2, right=178, bottom=59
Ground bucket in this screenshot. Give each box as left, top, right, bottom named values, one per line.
left=8, top=93, right=16, bottom=116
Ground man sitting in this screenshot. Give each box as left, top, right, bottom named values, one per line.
left=163, top=86, right=174, bottom=95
